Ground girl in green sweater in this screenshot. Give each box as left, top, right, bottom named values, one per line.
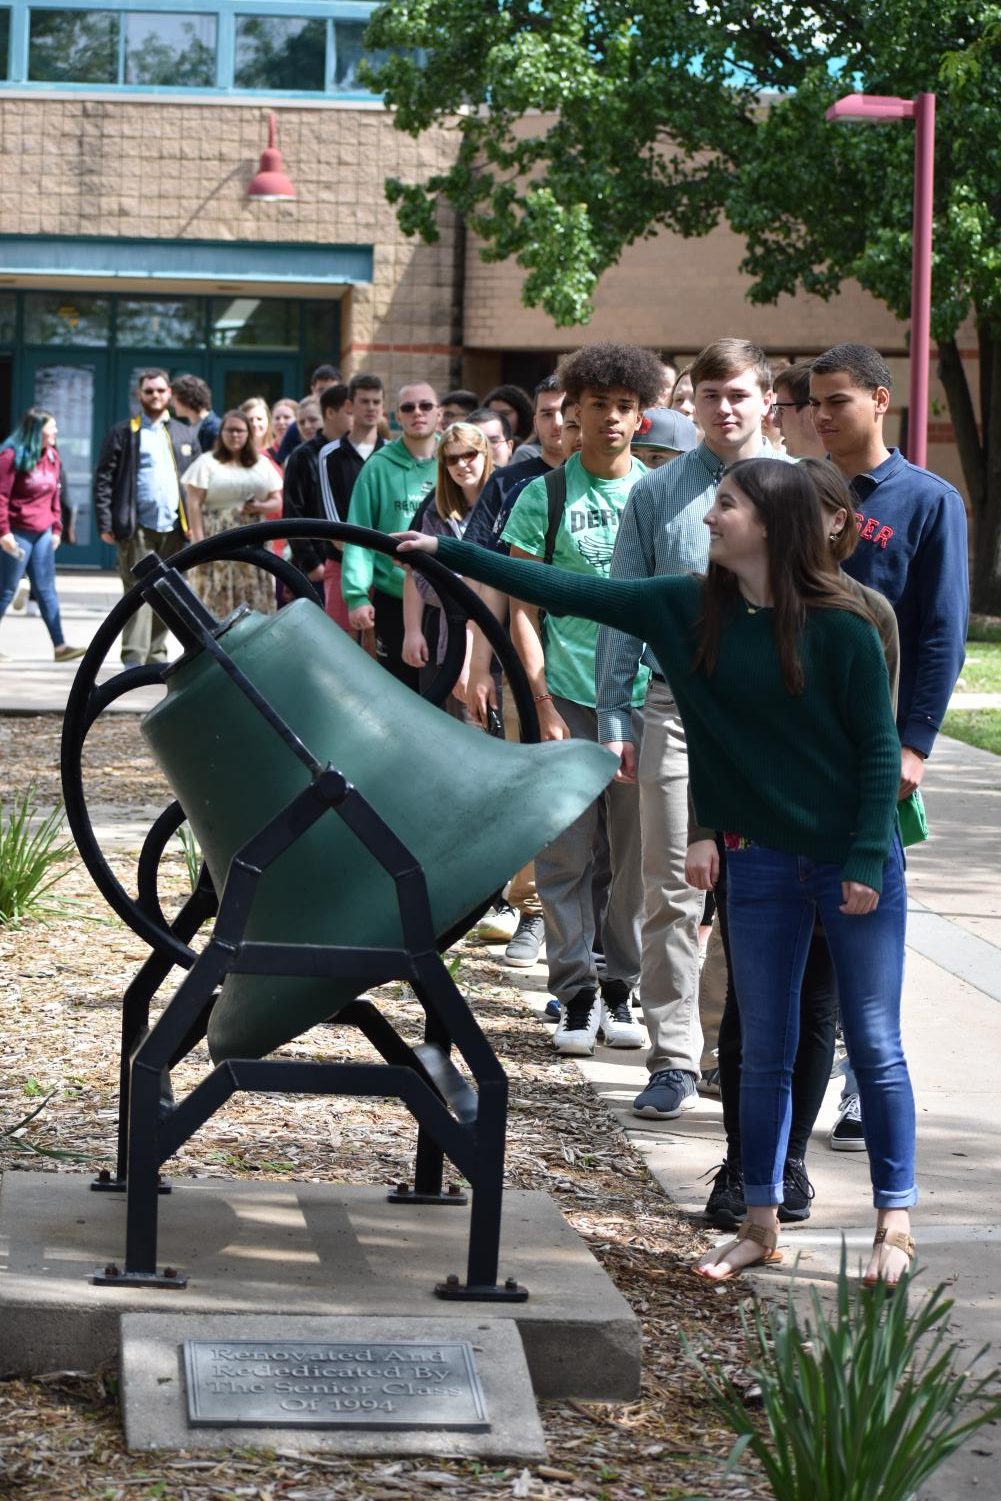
left=396, top=457, right=915, bottom=1287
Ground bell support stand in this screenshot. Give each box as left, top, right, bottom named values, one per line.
left=60, top=523, right=565, bottom=1299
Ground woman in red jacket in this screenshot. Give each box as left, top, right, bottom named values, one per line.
left=0, top=408, right=84, bottom=661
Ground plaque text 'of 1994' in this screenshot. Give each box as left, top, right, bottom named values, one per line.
left=183, top=1340, right=490, bottom=1430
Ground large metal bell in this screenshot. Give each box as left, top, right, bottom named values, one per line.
left=141, top=598, right=616, bottom=1063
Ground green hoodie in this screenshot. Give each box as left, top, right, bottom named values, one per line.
left=340, top=438, right=437, bottom=607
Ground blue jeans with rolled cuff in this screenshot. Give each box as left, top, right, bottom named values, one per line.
left=726, top=837, right=916, bottom=1211
left=0, top=527, right=65, bottom=647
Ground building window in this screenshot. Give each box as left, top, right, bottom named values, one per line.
left=0, top=9, right=10, bottom=78
left=116, top=297, right=206, bottom=348
left=23, top=292, right=112, bottom=346
left=28, top=8, right=118, bottom=84
left=124, top=13, right=216, bottom=88
left=210, top=296, right=298, bottom=349
left=13, top=1, right=411, bottom=96
left=332, top=18, right=366, bottom=91
left=234, top=14, right=326, bottom=92
left=0, top=291, right=16, bottom=344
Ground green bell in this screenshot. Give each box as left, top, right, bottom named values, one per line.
left=140, top=599, right=616, bottom=1064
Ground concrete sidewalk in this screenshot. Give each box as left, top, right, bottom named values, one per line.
left=0, top=570, right=168, bottom=713
left=539, top=732, right=1000, bottom=1500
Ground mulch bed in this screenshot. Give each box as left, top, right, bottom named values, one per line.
left=0, top=712, right=769, bottom=1501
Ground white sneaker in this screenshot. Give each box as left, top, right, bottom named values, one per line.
left=598, top=982, right=646, bottom=1048
left=11, top=577, right=29, bottom=612
left=472, top=901, right=519, bottom=943
left=553, top=988, right=601, bottom=1056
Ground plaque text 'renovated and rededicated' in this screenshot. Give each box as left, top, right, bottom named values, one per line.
left=183, top=1340, right=490, bottom=1430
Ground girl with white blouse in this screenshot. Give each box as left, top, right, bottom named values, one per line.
left=181, top=410, right=281, bottom=619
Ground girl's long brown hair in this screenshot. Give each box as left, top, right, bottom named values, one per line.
left=692, top=458, right=878, bottom=694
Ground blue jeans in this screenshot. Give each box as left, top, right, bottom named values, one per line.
left=726, top=838, right=916, bottom=1211
left=0, top=527, right=65, bottom=647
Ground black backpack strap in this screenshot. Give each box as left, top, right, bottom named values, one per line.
left=542, top=464, right=568, bottom=566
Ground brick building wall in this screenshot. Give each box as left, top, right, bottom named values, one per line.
left=463, top=214, right=979, bottom=497
left=0, top=96, right=463, bottom=396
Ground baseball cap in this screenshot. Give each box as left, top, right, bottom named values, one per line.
left=632, top=408, right=699, bottom=453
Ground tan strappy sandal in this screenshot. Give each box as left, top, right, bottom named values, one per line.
left=694, top=1219, right=783, bottom=1282
left=863, top=1227, right=916, bottom=1289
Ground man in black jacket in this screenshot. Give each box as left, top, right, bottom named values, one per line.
left=284, top=373, right=385, bottom=630
left=94, top=367, right=197, bottom=664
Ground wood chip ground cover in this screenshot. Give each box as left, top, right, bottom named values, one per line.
left=0, top=713, right=770, bottom=1501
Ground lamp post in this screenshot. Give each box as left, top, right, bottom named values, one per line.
left=825, top=92, right=936, bottom=469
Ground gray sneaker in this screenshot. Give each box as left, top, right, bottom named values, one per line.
left=504, top=913, right=545, bottom=967
left=633, top=1068, right=697, bottom=1119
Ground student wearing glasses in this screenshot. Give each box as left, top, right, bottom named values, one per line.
left=772, top=361, right=826, bottom=459
left=94, top=367, right=198, bottom=665
left=340, top=381, right=440, bottom=688
left=180, top=409, right=282, bottom=620
left=402, top=421, right=494, bottom=712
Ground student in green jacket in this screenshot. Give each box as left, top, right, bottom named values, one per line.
left=340, top=381, right=440, bottom=688
left=396, top=457, right=916, bottom=1289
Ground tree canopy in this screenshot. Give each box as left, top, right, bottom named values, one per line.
left=363, top=0, right=1001, bottom=608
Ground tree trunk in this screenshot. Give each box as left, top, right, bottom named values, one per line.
left=937, top=334, right=1001, bottom=614
left=971, top=331, right=1001, bottom=615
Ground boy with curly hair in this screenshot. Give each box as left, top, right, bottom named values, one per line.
left=501, top=340, right=664, bottom=1057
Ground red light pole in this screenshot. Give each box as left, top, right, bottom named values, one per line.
left=826, top=92, right=936, bottom=469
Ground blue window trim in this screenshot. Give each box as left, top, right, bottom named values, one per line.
left=1, top=0, right=387, bottom=98
left=0, top=234, right=374, bottom=285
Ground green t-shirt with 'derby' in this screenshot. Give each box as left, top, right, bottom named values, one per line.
left=501, top=452, right=651, bottom=709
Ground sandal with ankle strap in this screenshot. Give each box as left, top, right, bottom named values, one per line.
left=863, top=1227, right=916, bottom=1289
left=694, top=1219, right=783, bottom=1282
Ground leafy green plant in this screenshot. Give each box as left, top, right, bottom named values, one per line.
left=2, top=1094, right=87, bottom=1161
left=175, top=821, right=203, bottom=892
left=687, top=1247, right=1001, bottom=1501
left=0, top=785, right=76, bottom=926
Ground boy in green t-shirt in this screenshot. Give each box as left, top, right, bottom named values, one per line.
left=500, top=342, right=664, bottom=1058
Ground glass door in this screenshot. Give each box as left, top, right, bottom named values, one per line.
left=209, top=353, right=302, bottom=415
left=23, top=350, right=113, bottom=569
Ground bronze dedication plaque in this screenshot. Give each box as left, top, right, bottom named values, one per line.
left=183, top=1339, right=490, bottom=1430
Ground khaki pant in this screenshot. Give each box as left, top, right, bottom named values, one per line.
left=636, top=679, right=704, bottom=1075
left=698, top=925, right=728, bottom=1072
left=116, top=525, right=184, bottom=665
left=501, top=672, right=543, bottom=917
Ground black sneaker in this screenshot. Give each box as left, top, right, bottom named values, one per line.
left=778, top=1156, right=815, bottom=1223
left=828, top=1091, right=867, bottom=1151
left=701, top=1157, right=745, bottom=1230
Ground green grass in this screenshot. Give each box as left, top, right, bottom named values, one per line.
left=942, top=708, right=1001, bottom=756
left=957, top=640, right=1001, bottom=693
left=969, top=614, right=1001, bottom=643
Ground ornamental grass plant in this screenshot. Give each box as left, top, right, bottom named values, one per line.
left=0, top=784, right=76, bottom=926
left=687, top=1247, right=1001, bottom=1501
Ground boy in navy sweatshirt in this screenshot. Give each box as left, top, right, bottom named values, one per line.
left=810, top=341, right=968, bottom=1147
